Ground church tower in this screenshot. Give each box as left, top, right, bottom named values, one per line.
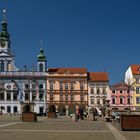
left=37, top=42, right=47, bottom=72
left=0, top=10, right=18, bottom=72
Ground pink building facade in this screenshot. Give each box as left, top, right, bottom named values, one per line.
left=110, top=82, right=135, bottom=110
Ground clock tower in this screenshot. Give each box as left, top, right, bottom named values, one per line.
left=0, top=10, right=18, bottom=71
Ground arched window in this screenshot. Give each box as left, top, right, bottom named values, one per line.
left=112, top=97, right=116, bottom=104
left=120, top=97, right=123, bottom=104
left=127, top=97, right=131, bottom=104
left=39, top=63, right=43, bottom=72
left=25, top=84, right=30, bottom=89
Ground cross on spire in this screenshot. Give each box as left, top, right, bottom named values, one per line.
left=2, top=9, right=6, bottom=20
left=40, top=40, right=43, bottom=49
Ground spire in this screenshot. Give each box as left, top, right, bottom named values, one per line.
left=0, top=9, right=10, bottom=41
left=37, top=41, right=47, bottom=61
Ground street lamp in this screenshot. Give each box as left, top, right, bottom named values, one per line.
left=127, top=81, right=135, bottom=114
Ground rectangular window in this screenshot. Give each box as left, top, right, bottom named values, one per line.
left=65, top=83, right=69, bottom=90
left=60, top=82, right=63, bottom=90
left=91, top=88, right=94, bottom=94
left=136, top=97, right=140, bottom=104
left=7, top=106, right=11, bottom=113
left=103, top=88, right=106, bottom=94
left=39, top=91, right=44, bottom=100
left=50, top=95, right=53, bottom=101
left=60, top=94, right=63, bottom=101
left=127, top=98, right=131, bottom=104
left=112, top=98, right=115, bottom=104
left=13, top=91, right=18, bottom=100
left=136, top=87, right=140, bottom=94
left=65, top=95, right=68, bottom=101
left=97, top=88, right=100, bottom=94
left=91, top=99, right=94, bottom=104
left=32, top=91, right=36, bottom=101
left=80, top=83, right=84, bottom=90
left=136, top=79, right=140, bottom=84
left=7, top=92, right=11, bottom=100
left=80, top=95, right=84, bottom=101
left=70, top=83, right=74, bottom=90
left=13, top=106, right=17, bottom=113
left=25, top=92, right=29, bottom=100
left=32, top=84, right=36, bottom=90
left=103, top=99, right=106, bottom=105
left=0, top=92, right=4, bottom=100
left=97, top=99, right=100, bottom=104
left=70, top=95, right=74, bottom=101
left=50, top=81, right=53, bottom=91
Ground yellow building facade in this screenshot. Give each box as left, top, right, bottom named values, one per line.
left=125, top=65, right=140, bottom=110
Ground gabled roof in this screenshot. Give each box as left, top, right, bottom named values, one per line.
left=88, top=72, right=109, bottom=82
left=131, top=64, right=140, bottom=75
left=47, top=68, right=87, bottom=74
left=110, top=82, right=134, bottom=90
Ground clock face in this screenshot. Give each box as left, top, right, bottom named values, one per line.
left=0, top=41, right=6, bottom=47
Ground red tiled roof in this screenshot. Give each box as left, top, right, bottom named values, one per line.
left=48, top=68, right=87, bottom=74
left=110, top=82, right=134, bottom=90
left=131, top=65, right=140, bottom=74
left=88, top=72, right=109, bottom=81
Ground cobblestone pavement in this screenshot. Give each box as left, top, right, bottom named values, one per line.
left=0, top=115, right=139, bottom=140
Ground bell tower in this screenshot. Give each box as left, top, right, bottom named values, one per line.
left=37, top=41, right=47, bottom=72
left=0, top=10, right=18, bottom=72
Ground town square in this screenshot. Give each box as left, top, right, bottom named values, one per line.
left=0, top=0, right=140, bottom=140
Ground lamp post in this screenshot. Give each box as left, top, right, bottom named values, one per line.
left=127, top=81, right=135, bottom=114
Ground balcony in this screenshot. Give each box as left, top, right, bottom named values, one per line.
left=0, top=71, right=46, bottom=78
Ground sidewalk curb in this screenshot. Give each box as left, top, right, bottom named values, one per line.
left=106, top=123, right=127, bottom=140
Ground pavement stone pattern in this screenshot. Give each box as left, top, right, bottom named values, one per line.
left=0, top=115, right=139, bottom=140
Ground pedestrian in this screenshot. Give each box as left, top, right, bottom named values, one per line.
left=77, top=108, right=81, bottom=120
left=80, top=108, right=84, bottom=120
left=72, top=111, right=78, bottom=122
left=111, top=110, right=116, bottom=122
left=92, top=108, right=98, bottom=121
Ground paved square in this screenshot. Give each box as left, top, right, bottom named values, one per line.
left=0, top=115, right=140, bottom=140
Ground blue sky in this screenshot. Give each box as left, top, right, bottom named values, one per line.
left=0, top=0, right=140, bottom=84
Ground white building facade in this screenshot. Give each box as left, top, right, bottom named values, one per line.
left=88, top=72, right=110, bottom=111
left=0, top=11, right=47, bottom=115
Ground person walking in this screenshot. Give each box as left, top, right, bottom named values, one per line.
left=92, top=108, right=98, bottom=121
